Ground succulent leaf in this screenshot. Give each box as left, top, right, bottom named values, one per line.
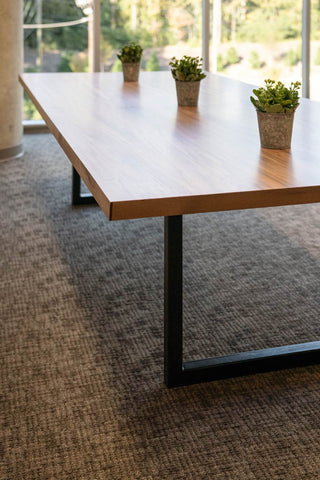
left=169, top=55, right=206, bottom=82
left=250, top=79, right=301, bottom=113
left=118, top=42, right=143, bottom=63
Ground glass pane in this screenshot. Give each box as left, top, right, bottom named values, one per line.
left=100, top=1, right=202, bottom=73
left=310, top=0, right=320, bottom=100
left=23, top=0, right=90, bottom=120
left=211, top=0, right=303, bottom=87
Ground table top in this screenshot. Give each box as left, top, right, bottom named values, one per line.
left=20, top=72, right=320, bottom=220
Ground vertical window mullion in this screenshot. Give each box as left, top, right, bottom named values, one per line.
left=93, top=0, right=101, bottom=72
left=302, top=0, right=311, bottom=98
left=202, top=0, right=210, bottom=71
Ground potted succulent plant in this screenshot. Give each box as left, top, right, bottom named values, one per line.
left=117, top=42, right=143, bottom=82
left=169, top=55, right=206, bottom=106
left=250, top=79, right=301, bottom=149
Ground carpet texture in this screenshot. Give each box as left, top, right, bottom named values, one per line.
left=1, top=133, right=320, bottom=479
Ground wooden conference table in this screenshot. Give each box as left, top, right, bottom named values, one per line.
left=20, top=71, right=320, bottom=387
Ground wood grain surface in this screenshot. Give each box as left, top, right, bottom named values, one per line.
left=20, top=72, right=320, bottom=220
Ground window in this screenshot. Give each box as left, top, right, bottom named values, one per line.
left=310, top=0, right=320, bottom=99
left=211, top=0, right=303, bottom=87
left=23, top=0, right=91, bottom=120
left=100, top=1, right=202, bottom=73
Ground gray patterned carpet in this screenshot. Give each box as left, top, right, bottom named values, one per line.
left=1, top=133, right=320, bottom=479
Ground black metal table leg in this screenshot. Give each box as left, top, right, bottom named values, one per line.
left=72, top=166, right=97, bottom=206
left=164, top=215, right=183, bottom=387
left=164, top=215, right=320, bottom=388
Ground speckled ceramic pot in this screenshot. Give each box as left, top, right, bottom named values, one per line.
left=122, top=62, right=140, bottom=82
left=175, top=80, right=201, bottom=106
left=257, top=110, right=295, bottom=149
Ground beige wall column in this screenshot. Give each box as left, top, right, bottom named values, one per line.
left=0, top=0, right=23, bottom=161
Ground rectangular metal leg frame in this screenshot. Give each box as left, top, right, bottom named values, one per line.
left=72, top=166, right=97, bottom=206
left=164, top=215, right=320, bottom=388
